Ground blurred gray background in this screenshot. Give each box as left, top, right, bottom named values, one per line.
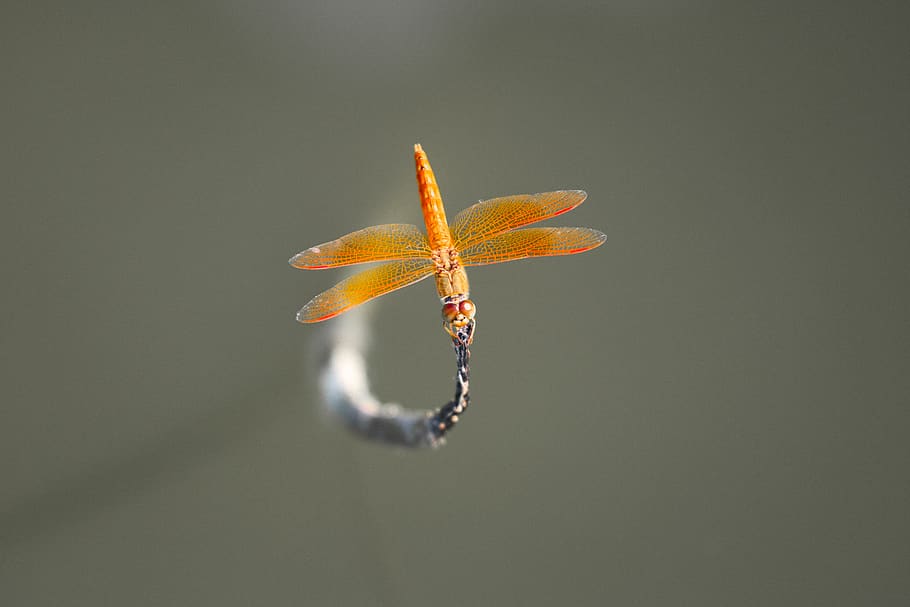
left=3, top=2, right=909, bottom=605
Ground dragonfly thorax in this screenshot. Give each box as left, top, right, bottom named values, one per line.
left=432, top=248, right=469, bottom=300
left=431, top=247, right=459, bottom=269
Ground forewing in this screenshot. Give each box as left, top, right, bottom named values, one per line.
left=459, top=227, right=606, bottom=266
left=290, top=224, right=430, bottom=269
left=451, top=190, right=587, bottom=250
left=296, top=259, right=435, bottom=323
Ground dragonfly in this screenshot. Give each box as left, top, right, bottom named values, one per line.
left=290, top=144, right=606, bottom=344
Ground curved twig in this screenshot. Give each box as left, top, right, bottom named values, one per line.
left=314, top=311, right=472, bottom=448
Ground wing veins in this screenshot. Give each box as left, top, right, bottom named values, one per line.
left=296, top=259, right=435, bottom=323
left=290, top=224, right=430, bottom=269
left=451, top=190, right=587, bottom=251
left=459, top=227, right=606, bottom=266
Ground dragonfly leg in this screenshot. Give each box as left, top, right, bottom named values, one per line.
left=443, top=321, right=458, bottom=340
left=444, top=318, right=474, bottom=345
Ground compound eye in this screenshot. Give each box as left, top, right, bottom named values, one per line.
left=458, top=299, right=476, bottom=319
left=442, top=302, right=460, bottom=322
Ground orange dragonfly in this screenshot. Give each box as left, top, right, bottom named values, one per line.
left=290, top=144, right=606, bottom=343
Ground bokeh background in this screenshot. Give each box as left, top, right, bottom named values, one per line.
left=3, top=2, right=909, bottom=605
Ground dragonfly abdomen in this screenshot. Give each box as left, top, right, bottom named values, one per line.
left=415, top=143, right=453, bottom=250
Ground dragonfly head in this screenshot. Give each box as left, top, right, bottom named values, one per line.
left=442, top=298, right=475, bottom=328
left=442, top=298, right=476, bottom=343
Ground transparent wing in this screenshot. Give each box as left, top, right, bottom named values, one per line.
left=290, top=224, right=430, bottom=269
left=459, top=227, right=606, bottom=266
left=451, top=190, right=587, bottom=251
left=296, top=259, right=435, bottom=323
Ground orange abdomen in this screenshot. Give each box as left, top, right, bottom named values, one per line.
left=414, top=144, right=453, bottom=250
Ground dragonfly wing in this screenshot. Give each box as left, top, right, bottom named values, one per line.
left=459, top=227, right=606, bottom=266
left=451, top=190, right=587, bottom=251
left=296, top=259, right=435, bottom=323
left=290, top=224, right=430, bottom=269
